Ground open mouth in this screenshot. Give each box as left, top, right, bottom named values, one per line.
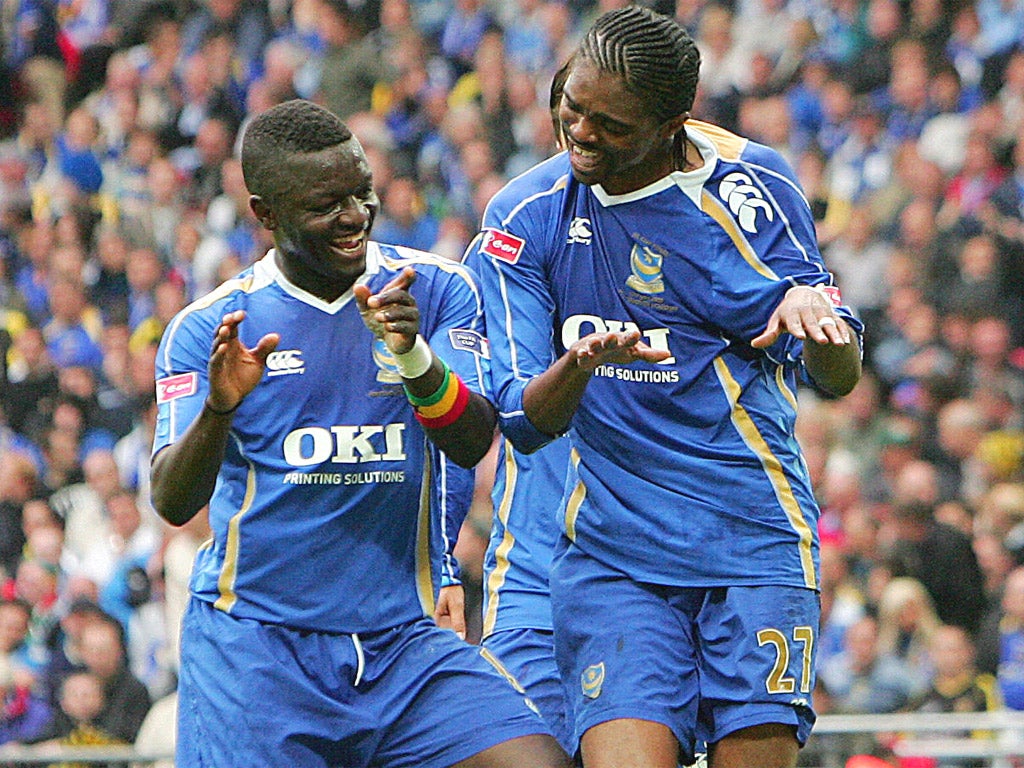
left=333, top=228, right=368, bottom=256
left=569, top=143, right=601, bottom=173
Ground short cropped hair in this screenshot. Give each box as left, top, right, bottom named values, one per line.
left=578, top=5, right=701, bottom=123
left=241, top=100, right=353, bottom=200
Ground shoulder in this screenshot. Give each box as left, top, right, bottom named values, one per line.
left=161, top=264, right=270, bottom=348
left=483, top=152, right=571, bottom=228
left=372, top=243, right=482, bottom=295
left=691, top=120, right=801, bottom=188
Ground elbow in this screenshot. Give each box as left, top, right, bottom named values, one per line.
left=150, top=454, right=201, bottom=527
left=499, top=415, right=557, bottom=455
left=150, top=488, right=200, bottom=528
left=815, top=360, right=862, bottom=398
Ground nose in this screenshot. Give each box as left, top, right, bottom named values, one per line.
left=566, top=114, right=598, bottom=146
left=336, top=197, right=372, bottom=229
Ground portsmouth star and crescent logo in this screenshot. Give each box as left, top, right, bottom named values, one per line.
left=372, top=339, right=403, bottom=383
left=581, top=662, right=606, bottom=699
left=626, top=243, right=665, bottom=294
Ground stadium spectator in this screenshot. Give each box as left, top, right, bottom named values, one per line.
left=0, top=654, right=50, bottom=746
left=884, top=499, right=987, bottom=634
left=819, top=616, right=913, bottom=715
left=28, top=669, right=124, bottom=748
left=76, top=615, right=150, bottom=743
left=994, top=565, right=1024, bottom=711
left=897, top=624, right=1001, bottom=768
left=874, top=577, right=942, bottom=698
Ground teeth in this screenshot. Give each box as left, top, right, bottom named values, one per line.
left=573, top=146, right=598, bottom=158
left=337, top=232, right=365, bottom=252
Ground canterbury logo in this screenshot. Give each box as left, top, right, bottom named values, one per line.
left=567, top=217, right=592, bottom=245
left=718, top=172, right=774, bottom=234
left=266, top=349, right=305, bottom=377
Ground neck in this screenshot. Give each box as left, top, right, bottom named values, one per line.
left=674, top=130, right=704, bottom=172
left=274, top=251, right=359, bottom=303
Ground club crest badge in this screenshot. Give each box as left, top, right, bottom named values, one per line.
left=581, top=662, right=605, bottom=699
left=626, top=243, right=665, bottom=294
left=372, top=339, right=402, bottom=384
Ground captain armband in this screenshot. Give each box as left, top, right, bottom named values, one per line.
left=404, top=360, right=471, bottom=429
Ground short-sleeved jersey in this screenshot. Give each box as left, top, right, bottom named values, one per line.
left=152, top=245, right=487, bottom=633
left=474, top=121, right=863, bottom=590
left=477, top=437, right=570, bottom=637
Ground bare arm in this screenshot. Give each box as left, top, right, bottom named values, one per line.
left=522, top=330, right=671, bottom=437
left=355, top=267, right=496, bottom=468
left=150, top=310, right=279, bottom=526
left=751, top=285, right=862, bottom=396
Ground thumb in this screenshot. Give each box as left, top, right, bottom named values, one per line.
left=252, top=333, right=281, bottom=364
left=751, top=313, right=780, bottom=349
left=353, top=284, right=372, bottom=311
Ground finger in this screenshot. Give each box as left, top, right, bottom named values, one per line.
left=353, top=284, right=372, bottom=311
left=252, top=333, right=281, bottom=364
left=814, top=315, right=849, bottom=346
left=371, top=268, right=418, bottom=306
left=633, top=347, right=672, bottom=364
left=451, top=605, right=466, bottom=640
left=618, top=329, right=642, bottom=346
left=751, top=312, right=781, bottom=349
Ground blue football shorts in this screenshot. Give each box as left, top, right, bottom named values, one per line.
left=550, top=543, right=817, bottom=764
left=177, top=597, right=551, bottom=767
left=482, top=627, right=573, bottom=755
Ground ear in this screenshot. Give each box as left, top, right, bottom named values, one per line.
left=250, top=195, right=276, bottom=230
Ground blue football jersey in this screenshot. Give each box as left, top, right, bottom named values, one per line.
left=478, top=437, right=570, bottom=636
left=474, top=121, right=864, bottom=591
left=153, top=245, right=487, bottom=633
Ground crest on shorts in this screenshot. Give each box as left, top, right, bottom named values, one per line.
left=581, top=662, right=605, bottom=699
left=372, top=339, right=402, bottom=384
left=626, top=243, right=665, bottom=295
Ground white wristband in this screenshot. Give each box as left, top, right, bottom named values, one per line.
left=393, top=335, right=433, bottom=378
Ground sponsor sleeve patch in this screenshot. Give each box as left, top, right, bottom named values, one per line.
left=480, top=228, right=525, bottom=264
left=820, top=285, right=843, bottom=307
left=449, top=329, right=491, bottom=359
left=156, top=372, right=198, bottom=403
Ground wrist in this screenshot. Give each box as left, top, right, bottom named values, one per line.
left=393, top=335, right=433, bottom=379
left=205, top=398, right=240, bottom=416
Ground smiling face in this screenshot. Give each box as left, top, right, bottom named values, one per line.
left=558, top=57, right=687, bottom=195
left=251, top=137, right=379, bottom=301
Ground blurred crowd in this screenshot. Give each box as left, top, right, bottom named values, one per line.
left=1, top=0, right=1024, bottom=764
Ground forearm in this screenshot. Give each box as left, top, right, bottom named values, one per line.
left=803, top=320, right=862, bottom=397
left=150, top=405, right=235, bottom=525
left=522, top=349, right=593, bottom=438
left=401, top=342, right=496, bottom=468
left=422, top=393, right=497, bottom=467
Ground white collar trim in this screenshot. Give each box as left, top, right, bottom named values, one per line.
left=591, top=126, right=719, bottom=208
left=263, top=243, right=382, bottom=315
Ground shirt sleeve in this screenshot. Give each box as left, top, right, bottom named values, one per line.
left=704, top=151, right=864, bottom=366
left=152, top=306, right=221, bottom=457
left=463, top=217, right=558, bottom=454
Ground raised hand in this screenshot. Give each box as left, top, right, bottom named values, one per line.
left=207, top=310, right=280, bottom=413
left=354, top=266, right=420, bottom=355
left=751, top=285, right=850, bottom=349
left=571, top=330, right=672, bottom=371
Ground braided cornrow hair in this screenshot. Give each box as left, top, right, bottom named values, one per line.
left=578, top=4, right=701, bottom=168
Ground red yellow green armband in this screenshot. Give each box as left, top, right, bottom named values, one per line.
left=406, top=363, right=471, bottom=429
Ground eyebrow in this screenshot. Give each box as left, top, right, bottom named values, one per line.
left=562, top=92, right=634, bottom=133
